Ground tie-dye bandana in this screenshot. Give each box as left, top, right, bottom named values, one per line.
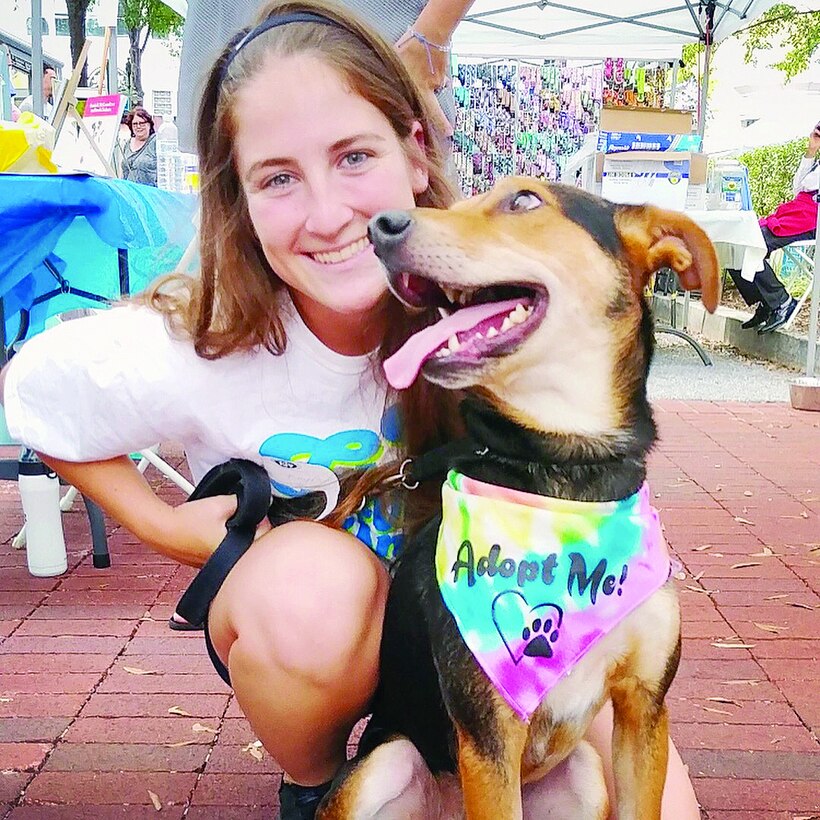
left=436, top=470, right=671, bottom=722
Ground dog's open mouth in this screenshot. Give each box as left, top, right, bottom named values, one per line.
left=384, top=272, right=548, bottom=389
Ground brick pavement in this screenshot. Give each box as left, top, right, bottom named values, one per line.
left=0, top=400, right=818, bottom=819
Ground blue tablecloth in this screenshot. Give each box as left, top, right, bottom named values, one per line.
left=0, top=174, right=197, bottom=347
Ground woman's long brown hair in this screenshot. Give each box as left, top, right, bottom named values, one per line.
left=142, top=0, right=465, bottom=527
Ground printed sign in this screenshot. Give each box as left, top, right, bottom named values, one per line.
left=601, top=157, right=690, bottom=211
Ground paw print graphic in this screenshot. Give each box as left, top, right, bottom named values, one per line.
left=522, top=604, right=563, bottom=659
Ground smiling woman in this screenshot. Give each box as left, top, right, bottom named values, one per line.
left=121, top=105, right=157, bottom=186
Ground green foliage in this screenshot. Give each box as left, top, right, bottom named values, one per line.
left=738, top=138, right=808, bottom=216
left=739, top=4, right=820, bottom=81
left=120, top=0, right=183, bottom=39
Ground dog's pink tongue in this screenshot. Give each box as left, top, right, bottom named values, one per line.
left=384, top=298, right=522, bottom=389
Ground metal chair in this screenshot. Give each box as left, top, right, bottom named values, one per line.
left=772, top=240, right=816, bottom=330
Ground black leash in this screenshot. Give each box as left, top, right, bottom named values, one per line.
left=175, top=459, right=273, bottom=627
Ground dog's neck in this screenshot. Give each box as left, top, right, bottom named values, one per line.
left=453, top=395, right=656, bottom=503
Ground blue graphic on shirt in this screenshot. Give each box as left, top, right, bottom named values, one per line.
left=260, top=430, right=383, bottom=470
left=258, top=412, right=404, bottom=559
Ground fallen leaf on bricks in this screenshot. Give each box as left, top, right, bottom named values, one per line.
left=788, top=602, right=815, bottom=610
left=168, top=706, right=192, bottom=717
left=753, top=622, right=787, bottom=634
left=706, top=697, right=741, bottom=706
left=692, top=571, right=705, bottom=582
left=693, top=544, right=713, bottom=551
left=147, top=790, right=162, bottom=811
left=0, top=697, right=12, bottom=703
left=123, top=666, right=159, bottom=676
left=734, top=517, right=755, bottom=525
left=701, top=706, right=733, bottom=715
left=165, top=740, right=199, bottom=748
left=674, top=570, right=686, bottom=581
left=764, top=593, right=788, bottom=600
left=743, top=491, right=753, bottom=497
left=800, top=511, right=809, bottom=519
left=722, top=679, right=762, bottom=686
left=711, top=642, right=755, bottom=649
left=715, top=484, right=724, bottom=491
left=192, top=723, right=217, bottom=734
left=242, top=740, right=264, bottom=761
left=750, top=547, right=774, bottom=557
left=685, top=585, right=716, bottom=595
left=730, top=562, right=761, bottom=570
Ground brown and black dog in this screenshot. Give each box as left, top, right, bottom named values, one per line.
left=318, top=179, right=719, bottom=820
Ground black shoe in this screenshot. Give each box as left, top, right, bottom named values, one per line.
left=741, top=302, right=771, bottom=330
left=278, top=779, right=333, bottom=820
left=757, top=297, right=798, bottom=334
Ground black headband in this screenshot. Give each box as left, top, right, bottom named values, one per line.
left=220, top=11, right=343, bottom=82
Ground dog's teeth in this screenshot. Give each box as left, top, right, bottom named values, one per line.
left=438, top=347, right=451, bottom=357
left=443, top=287, right=458, bottom=304
left=513, top=303, right=528, bottom=320
left=487, top=326, right=499, bottom=338
left=447, top=334, right=461, bottom=352
left=438, top=306, right=451, bottom=319
left=501, top=317, right=513, bottom=332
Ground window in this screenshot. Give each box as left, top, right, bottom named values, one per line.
left=54, top=14, right=128, bottom=37
left=26, top=17, right=50, bottom=36
left=152, top=90, right=172, bottom=117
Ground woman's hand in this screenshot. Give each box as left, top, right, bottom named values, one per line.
left=396, top=33, right=453, bottom=138
left=162, top=494, right=272, bottom=567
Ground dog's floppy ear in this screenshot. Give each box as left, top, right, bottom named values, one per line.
left=614, top=205, right=720, bottom=312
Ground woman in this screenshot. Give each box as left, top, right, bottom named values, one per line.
left=1, top=3, right=700, bottom=817
left=121, top=105, right=158, bottom=186
left=729, top=122, right=820, bottom=334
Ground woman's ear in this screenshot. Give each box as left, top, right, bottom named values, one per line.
left=408, top=120, right=430, bottom=195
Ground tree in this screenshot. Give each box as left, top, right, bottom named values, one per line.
left=121, top=0, right=184, bottom=105
left=64, top=0, right=92, bottom=86
left=739, top=4, right=820, bottom=81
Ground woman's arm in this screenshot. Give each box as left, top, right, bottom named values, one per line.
left=396, top=0, right=476, bottom=136
left=793, top=126, right=820, bottom=195
left=35, top=453, right=238, bottom=568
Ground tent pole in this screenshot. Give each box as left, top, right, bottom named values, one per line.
left=669, top=60, right=679, bottom=107
left=698, top=38, right=712, bottom=138
left=31, top=0, right=44, bottom=117
left=806, top=196, right=820, bottom=377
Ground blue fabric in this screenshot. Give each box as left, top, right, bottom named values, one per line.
left=0, top=174, right=197, bottom=347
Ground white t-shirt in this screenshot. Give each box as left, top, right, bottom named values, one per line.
left=4, top=302, right=404, bottom=558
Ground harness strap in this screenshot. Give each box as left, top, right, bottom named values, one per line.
left=175, top=459, right=272, bottom=626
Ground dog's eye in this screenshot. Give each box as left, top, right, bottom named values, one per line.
left=507, top=191, right=542, bottom=213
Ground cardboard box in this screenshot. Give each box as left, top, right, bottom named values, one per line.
left=601, top=156, right=689, bottom=211
left=595, top=151, right=707, bottom=184
left=599, top=106, right=694, bottom=135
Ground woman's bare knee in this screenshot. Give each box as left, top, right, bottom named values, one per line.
left=209, top=521, right=389, bottom=686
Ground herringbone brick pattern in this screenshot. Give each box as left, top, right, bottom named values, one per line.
left=1, top=400, right=818, bottom=819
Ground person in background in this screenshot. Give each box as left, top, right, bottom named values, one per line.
left=121, top=106, right=158, bottom=186
left=19, top=66, right=57, bottom=121
left=175, top=0, right=470, bottom=153
left=728, top=122, right=820, bottom=334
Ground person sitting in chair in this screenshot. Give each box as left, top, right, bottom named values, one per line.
left=728, top=123, right=819, bottom=334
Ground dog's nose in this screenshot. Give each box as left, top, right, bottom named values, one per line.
left=368, top=210, right=413, bottom=252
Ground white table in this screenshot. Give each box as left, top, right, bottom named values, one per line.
left=685, top=209, right=766, bottom=282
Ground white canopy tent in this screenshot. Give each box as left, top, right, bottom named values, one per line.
left=452, top=0, right=779, bottom=59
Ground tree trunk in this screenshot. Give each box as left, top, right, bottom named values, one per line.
left=65, top=0, right=91, bottom=86
left=128, top=28, right=143, bottom=104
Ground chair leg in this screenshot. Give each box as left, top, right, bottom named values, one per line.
left=82, top=496, right=111, bottom=568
